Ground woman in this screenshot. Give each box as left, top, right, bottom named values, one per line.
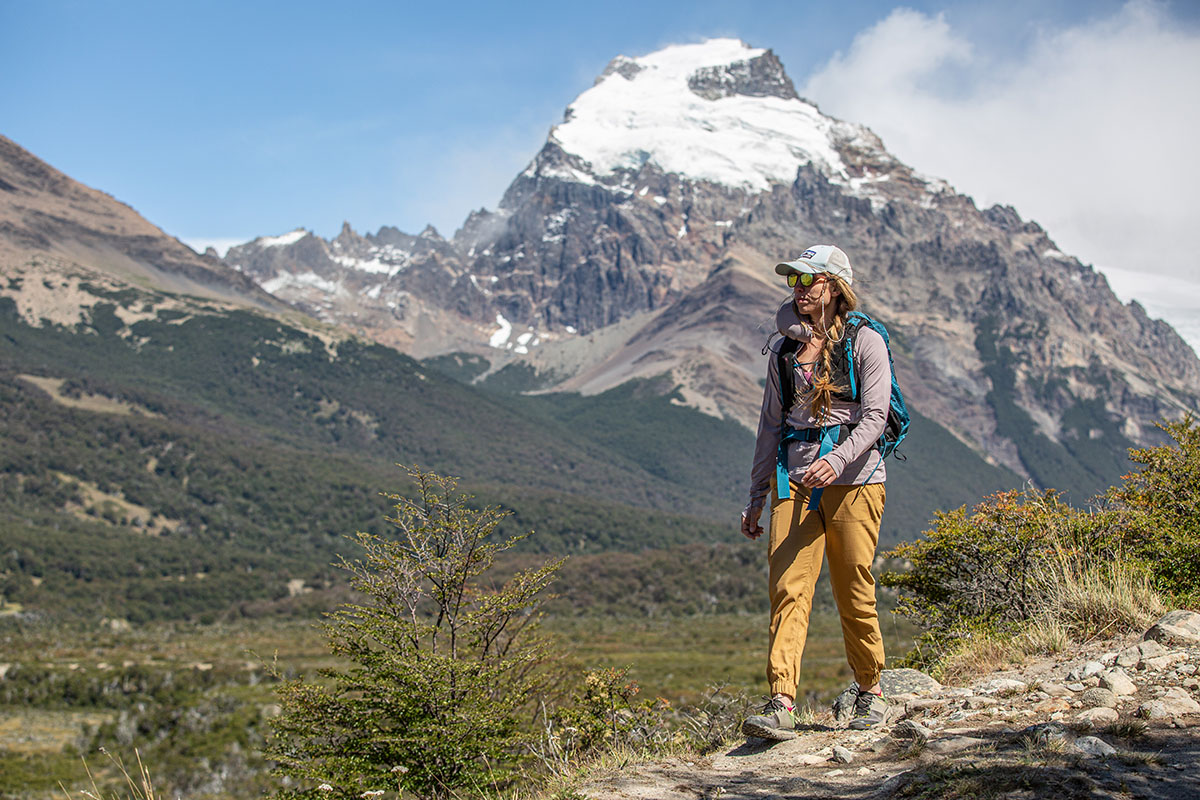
left=740, top=244, right=891, bottom=739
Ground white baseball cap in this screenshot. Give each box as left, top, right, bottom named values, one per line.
left=774, top=245, right=853, bottom=286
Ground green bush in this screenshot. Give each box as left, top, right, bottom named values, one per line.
left=881, top=489, right=1122, bottom=653
left=882, top=416, right=1199, bottom=670
left=1104, top=415, right=1200, bottom=601
left=265, top=467, right=564, bottom=800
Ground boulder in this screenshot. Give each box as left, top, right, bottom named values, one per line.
left=1145, top=610, right=1200, bottom=647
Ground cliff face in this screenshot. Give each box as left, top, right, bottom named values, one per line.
left=220, top=40, right=1200, bottom=494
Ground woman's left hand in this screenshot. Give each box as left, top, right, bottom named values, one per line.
left=800, top=457, right=837, bottom=488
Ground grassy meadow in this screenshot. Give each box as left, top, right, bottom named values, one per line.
left=0, top=598, right=917, bottom=799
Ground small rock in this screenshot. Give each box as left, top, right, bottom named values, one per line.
left=1066, top=682, right=1086, bottom=692
left=1023, top=721, right=1070, bottom=744
left=1159, top=687, right=1200, bottom=715
left=1137, top=639, right=1168, bottom=659
left=1098, top=651, right=1118, bottom=666
left=905, top=698, right=947, bottom=715
left=1079, top=687, right=1118, bottom=708
left=1145, top=610, right=1200, bottom=647
left=926, top=736, right=987, bottom=754
left=1076, top=707, right=1119, bottom=727
left=1030, top=691, right=1050, bottom=702
left=1116, top=647, right=1141, bottom=669
left=1035, top=698, right=1071, bottom=714
left=857, top=767, right=872, bottom=775
left=1099, top=669, right=1137, bottom=696
left=1144, top=653, right=1184, bottom=671
left=890, top=720, right=931, bottom=743
left=977, top=677, right=1027, bottom=695
left=826, top=769, right=845, bottom=777
left=1041, top=682, right=1073, bottom=698
left=881, top=668, right=943, bottom=695
left=794, top=754, right=825, bottom=766
left=964, top=695, right=999, bottom=709
left=1177, top=664, right=1198, bottom=676
left=1074, top=735, right=1117, bottom=757
left=831, top=745, right=854, bottom=764
left=1081, top=660, right=1105, bottom=679
left=948, top=710, right=968, bottom=721
left=1137, top=700, right=1170, bottom=720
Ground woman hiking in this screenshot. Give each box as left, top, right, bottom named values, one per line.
left=740, top=244, right=891, bottom=739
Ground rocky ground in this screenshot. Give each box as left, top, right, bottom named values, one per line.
left=578, top=610, right=1200, bottom=799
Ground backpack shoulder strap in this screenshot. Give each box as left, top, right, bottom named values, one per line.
left=776, top=336, right=802, bottom=415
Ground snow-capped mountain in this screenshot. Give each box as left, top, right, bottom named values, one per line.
left=223, top=39, right=1200, bottom=499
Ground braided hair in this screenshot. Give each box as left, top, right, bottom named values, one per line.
left=800, top=276, right=858, bottom=420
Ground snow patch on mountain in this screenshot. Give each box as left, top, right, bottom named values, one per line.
left=261, top=270, right=341, bottom=296
left=550, top=39, right=850, bottom=192
left=258, top=229, right=308, bottom=248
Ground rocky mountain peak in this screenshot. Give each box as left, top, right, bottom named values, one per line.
left=547, top=38, right=853, bottom=192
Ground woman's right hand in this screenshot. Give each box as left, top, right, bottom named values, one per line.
left=741, top=505, right=764, bottom=540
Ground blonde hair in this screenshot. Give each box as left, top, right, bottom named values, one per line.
left=801, top=276, right=858, bottom=420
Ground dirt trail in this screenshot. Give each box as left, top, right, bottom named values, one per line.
left=579, top=612, right=1200, bottom=800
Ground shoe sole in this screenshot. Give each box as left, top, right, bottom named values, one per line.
left=741, top=720, right=797, bottom=741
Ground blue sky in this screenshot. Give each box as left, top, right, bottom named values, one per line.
left=3, top=0, right=1199, bottom=332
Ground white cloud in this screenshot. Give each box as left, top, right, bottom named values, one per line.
left=802, top=1, right=1200, bottom=290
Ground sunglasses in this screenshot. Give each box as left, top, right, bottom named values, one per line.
left=786, top=272, right=823, bottom=288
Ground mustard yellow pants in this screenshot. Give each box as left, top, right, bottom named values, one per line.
left=767, top=482, right=887, bottom=698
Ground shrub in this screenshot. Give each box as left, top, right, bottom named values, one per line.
left=1104, top=415, right=1200, bottom=601
left=882, top=416, right=1200, bottom=672
left=881, top=487, right=1157, bottom=670
left=265, top=467, right=564, bottom=799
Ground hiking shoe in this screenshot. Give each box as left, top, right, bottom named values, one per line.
left=741, top=696, right=797, bottom=741
left=848, top=689, right=890, bottom=730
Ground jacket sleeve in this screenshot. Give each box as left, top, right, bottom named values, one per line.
left=746, top=344, right=784, bottom=513
left=822, top=327, right=890, bottom=477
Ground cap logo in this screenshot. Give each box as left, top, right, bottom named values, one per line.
left=800, top=249, right=817, bottom=259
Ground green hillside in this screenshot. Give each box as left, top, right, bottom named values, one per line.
left=1, top=278, right=1021, bottom=623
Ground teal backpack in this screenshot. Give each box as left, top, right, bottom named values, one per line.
left=774, top=311, right=910, bottom=506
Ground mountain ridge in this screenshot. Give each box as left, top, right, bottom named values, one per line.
left=218, top=38, right=1199, bottom=501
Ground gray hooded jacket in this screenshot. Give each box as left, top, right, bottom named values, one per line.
left=745, top=299, right=890, bottom=513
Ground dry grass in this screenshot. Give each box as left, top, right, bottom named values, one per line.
left=937, top=543, right=1167, bottom=683
left=60, top=748, right=158, bottom=800
left=1037, top=556, right=1165, bottom=642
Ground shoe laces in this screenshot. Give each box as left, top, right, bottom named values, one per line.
left=854, top=690, right=879, bottom=716
left=763, top=696, right=791, bottom=713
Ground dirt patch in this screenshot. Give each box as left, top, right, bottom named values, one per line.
left=17, top=374, right=163, bottom=418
